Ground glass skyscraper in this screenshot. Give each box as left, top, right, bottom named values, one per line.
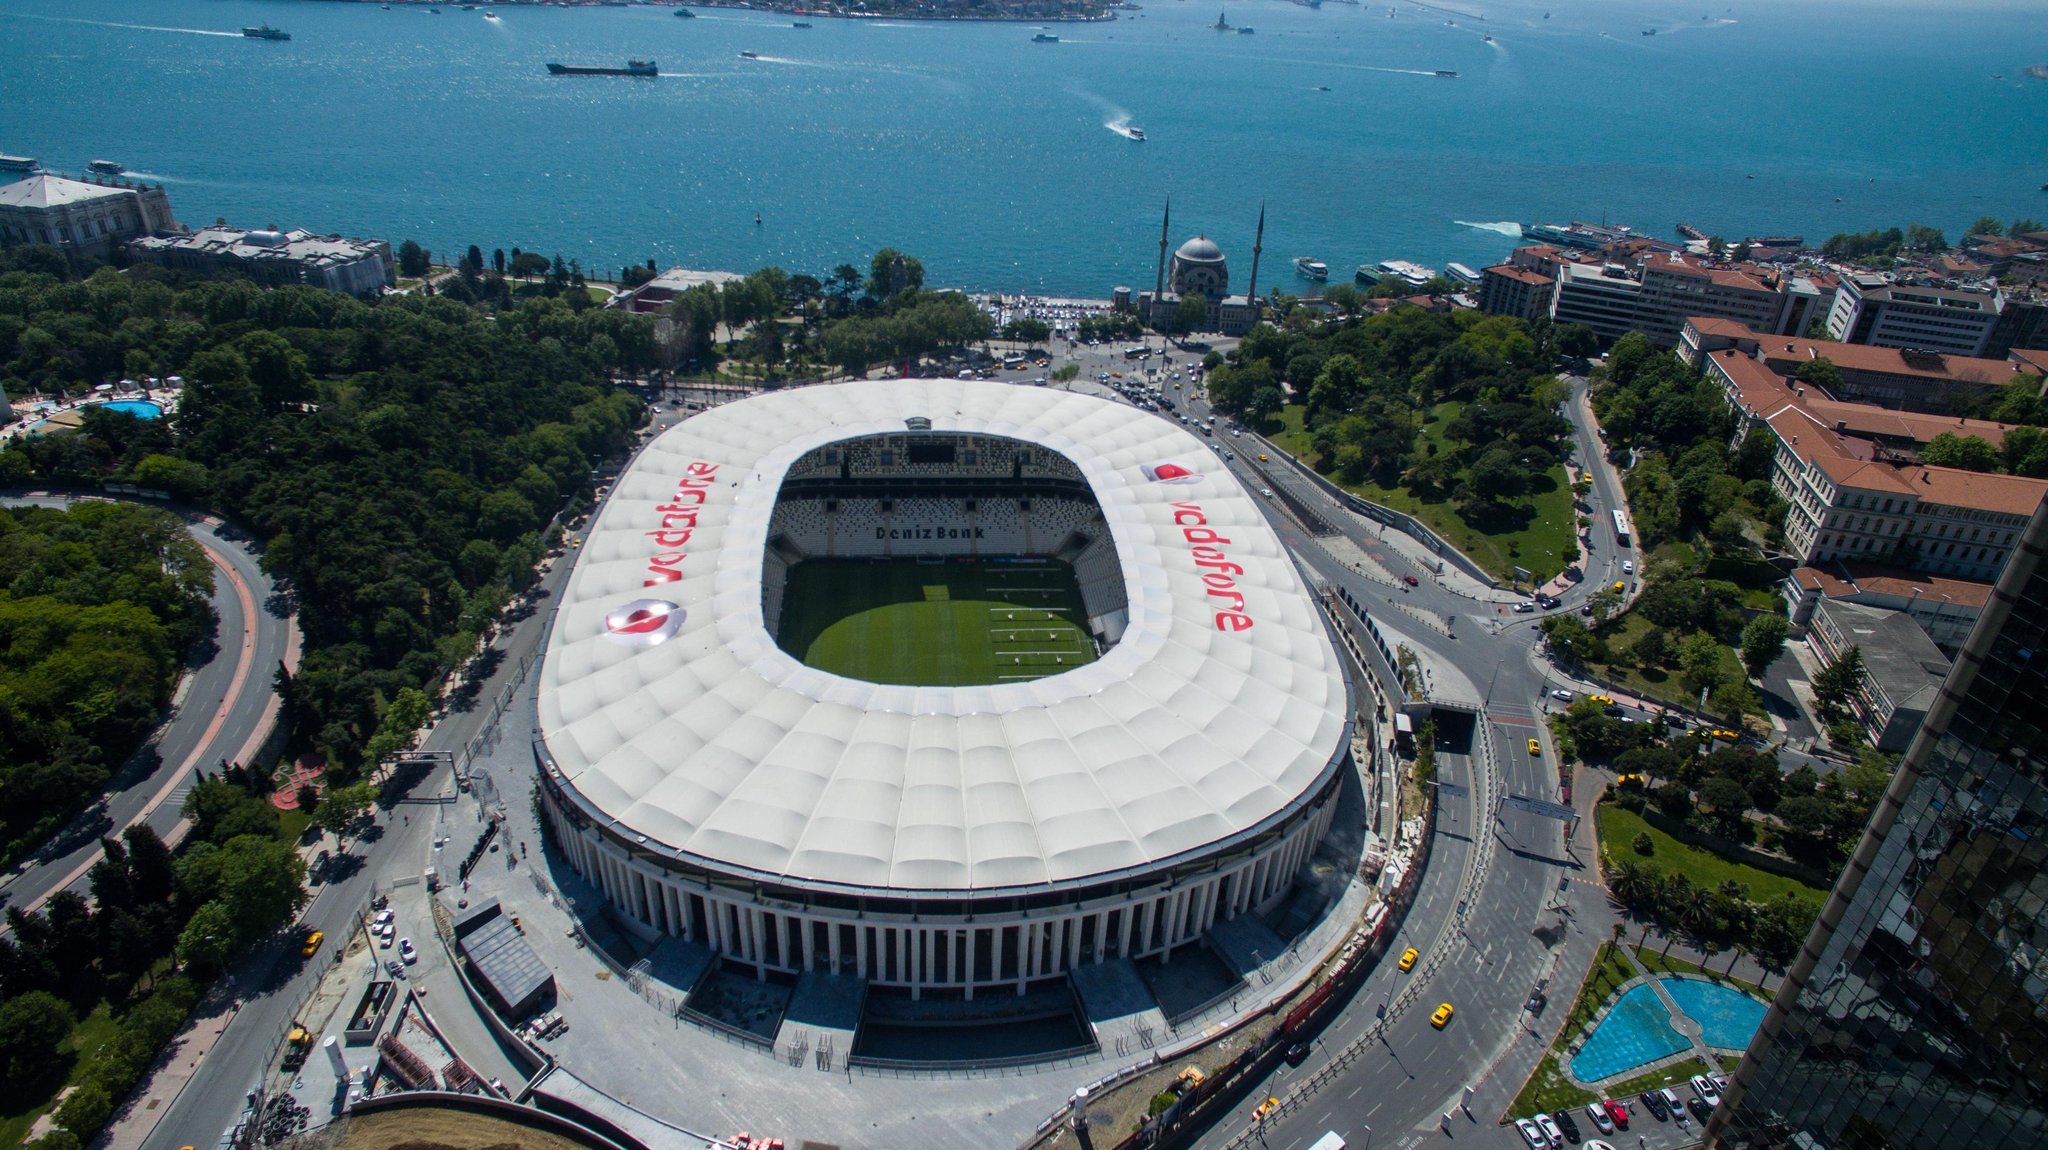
left=1710, top=501, right=2048, bottom=1149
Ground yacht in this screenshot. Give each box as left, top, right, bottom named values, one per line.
left=0, top=154, right=43, bottom=175
left=738, top=51, right=761, bottom=59
left=1126, top=126, right=1146, bottom=141
left=1294, top=257, right=1329, bottom=280
left=1033, top=32, right=1059, bottom=42
left=484, top=10, right=501, bottom=20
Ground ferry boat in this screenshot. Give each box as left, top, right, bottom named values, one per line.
left=87, top=160, right=125, bottom=176
left=1521, top=220, right=1636, bottom=250
left=547, top=59, right=659, bottom=76
left=241, top=25, right=290, bottom=40
left=1237, top=26, right=1255, bottom=34
left=1032, top=32, right=1059, bottom=42
left=0, top=154, right=42, bottom=175
left=1376, top=260, right=1438, bottom=287
left=1294, top=257, right=1329, bottom=280
left=674, top=6, right=697, bottom=14
left=1354, top=265, right=1379, bottom=286
left=1433, top=70, right=1459, bottom=78
left=1446, top=262, right=1480, bottom=285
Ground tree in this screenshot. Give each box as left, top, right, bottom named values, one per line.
left=1554, top=323, right=1599, bottom=360
left=1701, top=775, right=1752, bottom=837
left=1678, top=632, right=1729, bottom=697
left=1812, top=646, right=1865, bottom=718
left=319, top=782, right=378, bottom=840
left=1707, top=235, right=1727, bottom=257
left=1967, top=216, right=2005, bottom=238
left=464, top=245, right=484, bottom=274
left=492, top=248, right=506, bottom=274
left=2011, top=218, right=2045, bottom=240
left=1904, top=224, right=1947, bottom=252
left=397, top=239, right=430, bottom=278
left=1999, top=425, right=2048, bottom=478
left=1247, top=385, right=1285, bottom=424
left=55, top=1080, right=113, bottom=1138
left=175, top=900, right=235, bottom=975
left=0, top=990, right=75, bottom=1082
left=1173, top=292, right=1210, bottom=335
left=1921, top=432, right=1999, bottom=472
left=1740, top=613, right=1790, bottom=680
left=1631, top=626, right=1670, bottom=668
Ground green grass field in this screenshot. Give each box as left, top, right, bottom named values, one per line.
left=777, top=559, right=1097, bottom=686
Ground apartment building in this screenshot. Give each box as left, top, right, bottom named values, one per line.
left=1475, top=263, right=1554, bottom=324
left=1683, top=316, right=2041, bottom=412
left=1825, top=273, right=2002, bottom=357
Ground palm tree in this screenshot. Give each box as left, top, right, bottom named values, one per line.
left=1609, top=860, right=1649, bottom=907
left=1678, top=883, right=1719, bottom=943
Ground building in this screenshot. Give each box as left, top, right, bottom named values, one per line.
left=533, top=380, right=1352, bottom=1000
left=609, top=266, right=745, bottom=315
left=1688, top=316, right=2043, bottom=415
left=1476, top=263, right=1554, bottom=324
left=1707, top=499, right=2048, bottom=1150
left=1784, top=564, right=1988, bottom=653
left=1803, top=598, right=1951, bottom=751
left=0, top=172, right=177, bottom=259
left=1134, top=203, right=1264, bottom=336
left=1825, top=273, right=2003, bottom=358
left=1548, top=261, right=1643, bottom=341
left=1631, top=251, right=1790, bottom=345
left=128, top=225, right=393, bottom=296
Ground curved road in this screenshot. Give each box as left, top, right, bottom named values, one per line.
left=0, top=492, right=296, bottom=921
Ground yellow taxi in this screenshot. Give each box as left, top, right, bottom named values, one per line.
left=1528, top=738, right=1542, bottom=755
left=300, top=929, right=324, bottom=957
left=1253, top=1097, right=1280, bottom=1122
left=1613, top=581, right=1626, bottom=592
left=1398, top=947, right=1419, bottom=972
left=1257, top=453, right=1269, bottom=462
left=1431, top=1002, right=1455, bottom=1028
left=1589, top=694, right=1614, bottom=705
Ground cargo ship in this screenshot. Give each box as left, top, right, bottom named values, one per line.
left=242, top=25, right=290, bottom=40
left=547, top=60, right=658, bottom=76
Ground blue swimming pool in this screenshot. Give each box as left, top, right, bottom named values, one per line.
left=101, top=400, right=163, bottom=419
left=1569, top=977, right=1767, bottom=1083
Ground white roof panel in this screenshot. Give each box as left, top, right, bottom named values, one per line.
left=536, top=380, right=1347, bottom=893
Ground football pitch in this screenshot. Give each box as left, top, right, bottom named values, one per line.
left=776, top=559, right=1099, bottom=686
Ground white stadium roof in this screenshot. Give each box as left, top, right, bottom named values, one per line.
left=536, top=380, right=1349, bottom=895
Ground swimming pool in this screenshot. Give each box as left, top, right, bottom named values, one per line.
left=101, top=400, right=163, bottom=419
left=1569, top=977, right=1767, bottom=1083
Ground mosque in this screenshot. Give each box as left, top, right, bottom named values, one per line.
left=1134, top=202, right=1265, bottom=336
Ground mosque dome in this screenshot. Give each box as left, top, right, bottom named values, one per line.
left=1175, top=236, right=1225, bottom=263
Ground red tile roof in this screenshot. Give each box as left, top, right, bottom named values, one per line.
left=1792, top=565, right=1994, bottom=609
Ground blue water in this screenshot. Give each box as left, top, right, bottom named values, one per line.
left=1666, top=976, right=1769, bottom=1051
left=2, top=0, right=2043, bottom=293
left=101, top=400, right=163, bottom=419
left=1570, top=977, right=1767, bottom=1082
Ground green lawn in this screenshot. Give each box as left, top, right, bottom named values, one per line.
left=777, top=559, right=1096, bottom=686
left=1267, top=403, right=1578, bottom=581
left=1598, top=805, right=1828, bottom=905
left=1587, top=613, right=1746, bottom=717
left=0, top=1001, right=120, bottom=1147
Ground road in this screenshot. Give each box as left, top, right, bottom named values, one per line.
left=0, top=494, right=294, bottom=925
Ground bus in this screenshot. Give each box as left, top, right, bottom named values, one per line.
left=1123, top=345, right=1150, bottom=361
left=1307, top=1134, right=1348, bottom=1150
left=1611, top=508, right=1630, bottom=547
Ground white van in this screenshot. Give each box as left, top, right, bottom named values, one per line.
left=1307, top=1134, right=1347, bottom=1150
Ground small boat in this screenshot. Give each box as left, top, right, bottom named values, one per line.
left=1314, top=85, right=1330, bottom=91
left=674, top=6, right=697, bottom=15
left=1295, top=257, right=1329, bottom=280
left=1127, top=126, right=1146, bottom=141
left=484, top=11, right=500, bottom=20
left=241, top=24, right=290, bottom=40
left=792, top=21, right=812, bottom=28
left=1642, top=28, right=1656, bottom=35
left=755, top=210, right=763, bottom=225
left=1483, top=34, right=1493, bottom=42
left=1033, top=32, right=1059, bottom=42
left=1237, top=26, right=1255, bottom=34
left=88, top=159, right=125, bottom=176
left=1433, top=70, right=1459, bottom=78
left=738, top=51, right=760, bottom=59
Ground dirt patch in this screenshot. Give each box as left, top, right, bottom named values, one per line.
left=296, top=1109, right=594, bottom=1150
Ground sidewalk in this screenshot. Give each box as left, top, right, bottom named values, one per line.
left=102, top=991, right=244, bottom=1150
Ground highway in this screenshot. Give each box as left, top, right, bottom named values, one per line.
left=0, top=494, right=294, bottom=924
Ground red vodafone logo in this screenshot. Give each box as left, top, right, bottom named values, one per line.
left=603, top=599, right=685, bottom=647
left=1141, top=462, right=1203, bottom=485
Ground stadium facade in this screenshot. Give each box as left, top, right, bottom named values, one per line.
left=533, top=380, right=1354, bottom=997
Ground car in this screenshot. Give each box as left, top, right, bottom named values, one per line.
left=1584, top=1104, right=1614, bottom=1135
left=1687, top=1098, right=1713, bottom=1121
left=1603, top=704, right=1626, bottom=716
left=1638, top=1090, right=1669, bottom=1121
left=1658, top=1087, right=1686, bottom=1115
left=1538, top=597, right=1560, bottom=609
left=1590, top=694, right=1615, bottom=705
left=1524, top=989, right=1548, bottom=1013
left=1534, top=1113, right=1565, bottom=1149
left=1429, top=1002, right=1455, bottom=1028
left=373, top=909, right=394, bottom=928
left=1253, top=1097, right=1280, bottom=1122
left=1515, top=1119, right=1548, bottom=1150
left=1622, top=560, right=1635, bottom=574
left=1256, top=453, right=1268, bottom=462
left=1551, top=689, right=1575, bottom=701
left=399, top=938, right=418, bottom=964
left=1515, top=602, right=1536, bottom=613
left=1580, top=604, right=1594, bottom=615
left=1583, top=1142, right=1616, bottom=1150
left=1613, top=580, right=1626, bottom=592
left=1603, top=1100, right=1629, bottom=1130
left=1398, top=947, right=1419, bottom=971
left=1528, top=738, right=1542, bottom=755
left=1712, top=1073, right=1730, bottom=1093
left=385, top=958, right=406, bottom=980
left=379, top=931, right=393, bottom=949
left=1283, top=1041, right=1311, bottom=1067
left=300, top=929, right=323, bottom=957
left=1690, top=1075, right=1722, bottom=1105
left=1260, top=488, right=1274, bottom=499
left=1552, top=1109, right=1581, bottom=1143
left=1402, top=574, right=1420, bottom=587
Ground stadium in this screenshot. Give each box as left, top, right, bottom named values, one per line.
left=533, top=379, right=1353, bottom=1002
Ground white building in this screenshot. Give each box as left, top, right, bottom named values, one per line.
left=128, top=225, right=393, bottom=296
left=0, top=172, right=178, bottom=259
left=1825, top=274, right=2002, bottom=358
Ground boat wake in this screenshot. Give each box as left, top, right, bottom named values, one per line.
left=2, top=13, right=239, bottom=37
left=1455, top=220, right=1522, bottom=237
left=1104, top=114, right=1144, bottom=141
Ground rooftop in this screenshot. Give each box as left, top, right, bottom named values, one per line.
left=0, top=172, right=143, bottom=210
left=1814, top=598, right=1951, bottom=714
left=1791, top=564, right=1994, bottom=610
left=129, top=225, right=387, bottom=270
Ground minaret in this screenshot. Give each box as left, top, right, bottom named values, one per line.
left=1246, top=203, right=1265, bottom=306
left=1154, top=199, right=1171, bottom=301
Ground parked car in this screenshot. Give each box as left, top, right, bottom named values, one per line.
left=1534, top=1113, right=1565, bottom=1149
left=299, top=929, right=323, bottom=958
left=1603, top=1099, right=1629, bottom=1130
left=1622, top=560, right=1635, bottom=574
left=1687, top=1098, right=1713, bottom=1122
left=1691, top=1075, right=1722, bottom=1105
left=385, top=959, right=406, bottom=980
left=1515, top=1118, right=1548, bottom=1150
left=1584, top=1104, right=1614, bottom=1135
left=1658, top=1088, right=1686, bottom=1115
left=399, top=938, right=418, bottom=964
left=1638, top=1090, right=1669, bottom=1120
left=1552, top=1109, right=1581, bottom=1143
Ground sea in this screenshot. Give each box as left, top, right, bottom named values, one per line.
left=2, top=0, right=2044, bottom=296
